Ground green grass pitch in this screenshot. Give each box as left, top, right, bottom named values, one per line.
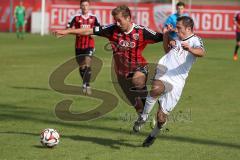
left=0, top=32, right=239, bottom=160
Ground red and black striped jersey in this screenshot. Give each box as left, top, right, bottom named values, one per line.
left=235, top=12, right=240, bottom=32
left=67, top=13, right=100, bottom=49
left=93, top=23, right=163, bottom=76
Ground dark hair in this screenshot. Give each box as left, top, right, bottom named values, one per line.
left=177, top=16, right=194, bottom=30
left=80, top=0, right=90, bottom=4
left=176, top=1, right=185, bottom=7
left=111, top=5, right=131, bottom=19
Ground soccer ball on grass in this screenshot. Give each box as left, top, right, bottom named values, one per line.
left=40, top=128, right=60, bottom=148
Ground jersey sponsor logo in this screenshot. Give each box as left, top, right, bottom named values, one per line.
left=133, top=33, right=139, bottom=40
left=81, top=24, right=91, bottom=28
left=119, top=40, right=136, bottom=48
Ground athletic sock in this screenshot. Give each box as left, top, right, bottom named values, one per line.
left=134, top=86, right=148, bottom=114
left=16, top=30, right=20, bottom=38
left=150, top=122, right=166, bottom=137
left=234, top=45, right=239, bottom=55
left=141, top=94, right=158, bottom=121
left=83, top=66, right=91, bottom=86
left=79, top=67, right=86, bottom=79
left=21, top=30, right=25, bottom=39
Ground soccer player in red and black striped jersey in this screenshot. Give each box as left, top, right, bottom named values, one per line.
left=233, top=12, right=240, bottom=61
left=67, top=0, right=100, bottom=95
left=54, top=5, right=164, bottom=114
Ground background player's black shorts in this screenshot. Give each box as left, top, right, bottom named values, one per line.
left=236, top=32, right=240, bottom=42
left=75, top=48, right=95, bottom=63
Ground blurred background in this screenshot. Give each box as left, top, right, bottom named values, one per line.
left=1, top=0, right=240, bottom=38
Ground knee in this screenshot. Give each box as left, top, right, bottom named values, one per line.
left=157, top=109, right=167, bottom=127
left=150, top=87, right=162, bottom=98
left=132, top=73, right=146, bottom=89
left=132, top=79, right=145, bottom=89
left=150, top=83, right=164, bottom=98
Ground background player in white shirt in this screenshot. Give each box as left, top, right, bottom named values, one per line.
left=133, top=16, right=205, bottom=147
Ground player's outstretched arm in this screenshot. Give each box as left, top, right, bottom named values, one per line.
left=53, top=28, right=94, bottom=38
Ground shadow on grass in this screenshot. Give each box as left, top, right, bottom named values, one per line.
left=10, top=86, right=51, bottom=91
left=0, top=131, right=139, bottom=149
left=68, top=135, right=140, bottom=149
left=0, top=103, right=240, bottom=150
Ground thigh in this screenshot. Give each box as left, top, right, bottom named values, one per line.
left=150, top=80, right=165, bottom=98
left=132, top=71, right=146, bottom=87
left=84, top=56, right=92, bottom=67
left=16, top=21, right=20, bottom=28
left=132, top=66, right=148, bottom=88
left=75, top=48, right=93, bottom=66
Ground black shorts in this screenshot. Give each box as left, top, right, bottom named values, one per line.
left=236, top=32, right=240, bottom=42
left=126, top=66, right=148, bottom=79
left=75, top=48, right=95, bottom=64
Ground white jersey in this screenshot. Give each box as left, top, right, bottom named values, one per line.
left=156, top=34, right=204, bottom=87
left=155, top=34, right=204, bottom=114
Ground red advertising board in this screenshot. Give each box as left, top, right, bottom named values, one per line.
left=1, top=0, right=240, bottom=39
left=50, top=2, right=154, bottom=29
left=49, top=2, right=240, bottom=38
left=189, top=5, right=239, bottom=38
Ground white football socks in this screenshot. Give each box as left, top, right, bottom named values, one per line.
left=141, top=94, right=157, bottom=121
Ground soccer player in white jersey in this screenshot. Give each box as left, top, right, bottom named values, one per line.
left=133, top=16, right=205, bottom=147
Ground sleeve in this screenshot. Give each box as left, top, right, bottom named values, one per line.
left=66, top=15, right=76, bottom=29
left=94, top=16, right=100, bottom=26
left=192, top=36, right=204, bottom=50
left=93, top=24, right=115, bottom=38
left=143, top=27, right=163, bottom=44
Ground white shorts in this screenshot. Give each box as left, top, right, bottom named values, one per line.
left=154, top=67, right=185, bottom=115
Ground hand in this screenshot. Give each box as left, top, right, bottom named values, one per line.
left=169, top=40, right=176, bottom=48
left=166, top=24, right=173, bottom=31
left=163, top=24, right=175, bottom=33
left=52, top=29, right=69, bottom=38
left=181, top=42, right=190, bottom=51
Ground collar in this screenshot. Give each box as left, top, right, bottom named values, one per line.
left=80, top=12, right=90, bottom=19
left=182, top=34, right=195, bottom=41
left=124, top=23, right=135, bottom=34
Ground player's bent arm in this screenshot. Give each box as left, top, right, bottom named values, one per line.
left=189, top=47, right=205, bottom=57
left=163, top=32, right=175, bottom=53
left=163, top=33, right=170, bottom=53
